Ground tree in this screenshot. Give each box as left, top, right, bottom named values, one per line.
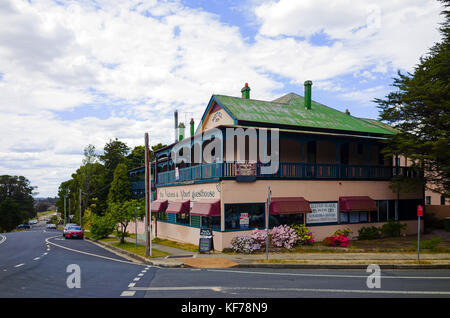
left=126, top=146, right=145, bottom=170
left=108, top=199, right=144, bottom=243
left=0, top=175, right=36, bottom=222
left=107, top=163, right=131, bottom=205
left=0, top=198, right=21, bottom=232
left=100, top=138, right=130, bottom=183
left=375, top=0, right=450, bottom=197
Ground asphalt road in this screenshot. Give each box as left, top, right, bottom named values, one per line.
left=1, top=222, right=450, bottom=299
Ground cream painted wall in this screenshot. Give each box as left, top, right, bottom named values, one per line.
left=202, top=109, right=234, bottom=131
left=221, top=179, right=421, bottom=204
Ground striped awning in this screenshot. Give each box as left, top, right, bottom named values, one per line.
left=151, top=200, right=168, bottom=213
left=190, top=200, right=220, bottom=217
left=166, top=200, right=190, bottom=214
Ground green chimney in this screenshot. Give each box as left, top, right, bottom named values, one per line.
left=304, top=80, right=312, bottom=110
left=190, top=118, right=195, bottom=137
left=178, top=122, right=185, bottom=141
left=241, top=83, right=250, bottom=99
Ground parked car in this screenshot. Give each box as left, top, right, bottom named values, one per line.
left=64, top=226, right=84, bottom=239
left=17, top=223, right=31, bottom=230
left=46, top=223, right=57, bottom=229
left=63, top=223, right=78, bottom=237
left=29, top=219, right=38, bottom=225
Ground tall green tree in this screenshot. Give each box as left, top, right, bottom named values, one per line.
left=107, top=163, right=131, bottom=205
left=0, top=198, right=21, bottom=232
left=375, top=0, right=450, bottom=197
left=100, top=138, right=130, bottom=183
left=0, top=175, right=35, bottom=223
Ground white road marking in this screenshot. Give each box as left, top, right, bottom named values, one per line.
left=43, top=253, right=48, bottom=256
left=138, top=273, right=144, bottom=276
left=129, top=286, right=450, bottom=295
left=207, top=269, right=450, bottom=280
left=0, top=234, right=6, bottom=245
left=120, top=291, right=136, bottom=297
left=128, top=283, right=136, bottom=288
left=33, top=257, right=40, bottom=261
left=133, top=277, right=141, bottom=281
left=45, top=236, right=145, bottom=267
left=14, top=263, right=25, bottom=268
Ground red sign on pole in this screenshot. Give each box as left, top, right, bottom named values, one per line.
left=417, top=205, right=423, bottom=217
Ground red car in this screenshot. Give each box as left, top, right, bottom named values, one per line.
left=64, top=226, right=84, bottom=239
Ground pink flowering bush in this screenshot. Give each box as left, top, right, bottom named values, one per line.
left=323, top=234, right=351, bottom=247
left=230, top=235, right=261, bottom=254
left=250, top=229, right=267, bottom=247
left=269, top=225, right=299, bottom=249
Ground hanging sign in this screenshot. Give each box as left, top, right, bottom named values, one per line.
left=235, top=162, right=257, bottom=182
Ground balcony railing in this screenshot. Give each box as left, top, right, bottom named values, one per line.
left=156, top=162, right=413, bottom=185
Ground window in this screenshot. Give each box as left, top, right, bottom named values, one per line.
left=426, top=196, right=431, bottom=205
left=201, top=216, right=221, bottom=230
left=225, top=203, right=265, bottom=230
left=378, top=200, right=388, bottom=222
left=270, top=213, right=304, bottom=228
left=388, top=200, right=396, bottom=220
left=339, top=211, right=369, bottom=224
left=176, top=213, right=190, bottom=225
left=441, top=196, right=446, bottom=206
left=398, top=199, right=422, bottom=220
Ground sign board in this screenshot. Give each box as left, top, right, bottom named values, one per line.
left=240, top=213, right=249, bottom=229
left=235, top=162, right=256, bottom=182
left=199, top=228, right=214, bottom=253
left=417, top=205, right=423, bottom=217
left=306, top=202, right=338, bottom=224
left=175, top=167, right=180, bottom=181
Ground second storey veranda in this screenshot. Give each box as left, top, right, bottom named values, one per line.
left=150, top=126, right=414, bottom=187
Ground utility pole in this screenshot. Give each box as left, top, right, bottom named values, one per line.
left=79, top=189, right=82, bottom=227
left=64, top=195, right=67, bottom=227
left=145, top=132, right=152, bottom=257
left=265, top=186, right=271, bottom=261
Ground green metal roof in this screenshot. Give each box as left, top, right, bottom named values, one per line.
left=213, top=93, right=395, bottom=136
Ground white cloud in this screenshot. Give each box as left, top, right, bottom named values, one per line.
left=0, top=0, right=445, bottom=196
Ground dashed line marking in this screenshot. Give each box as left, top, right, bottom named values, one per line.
left=138, top=273, right=144, bottom=277
left=14, top=263, right=25, bottom=268
left=120, top=291, right=136, bottom=297
left=133, top=277, right=140, bottom=281
left=33, top=257, right=40, bottom=261
left=128, top=283, right=136, bottom=288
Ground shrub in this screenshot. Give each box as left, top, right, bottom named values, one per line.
left=381, top=220, right=407, bottom=237
left=358, top=226, right=382, bottom=240
left=290, top=224, right=314, bottom=245
left=250, top=229, right=267, bottom=247
left=414, top=237, right=442, bottom=250
left=230, top=235, right=261, bottom=254
left=89, top=214, right=116, bottom=240
left=333, top=228, right=352, bottom=237
left=270, top=225, right=299, bottom=249
left=323, top=235, right=350, bottom=247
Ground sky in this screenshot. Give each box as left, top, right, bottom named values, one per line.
left=0, top=0, right=445, bottom=197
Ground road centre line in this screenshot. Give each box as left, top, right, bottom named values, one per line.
left=14, top=263, right=25, bottom=268
left=45, top=235, right=145, bottom=267
left=128, top=286, right=450, bottom=295
left=0, top=234, right=6, bottom=245
left=207, top=269, right=450, bottom=280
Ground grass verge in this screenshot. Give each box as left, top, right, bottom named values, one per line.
left=153, top=237, right=199, bottom=253
left=110, top=241, right=171, bottom=258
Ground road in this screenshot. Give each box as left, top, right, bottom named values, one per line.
left=1, top=222, right=450, bottom=299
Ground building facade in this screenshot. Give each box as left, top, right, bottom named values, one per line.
left=131, top=82, right=423, bottom=251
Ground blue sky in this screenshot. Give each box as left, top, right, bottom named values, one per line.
left=0, top=0, right=445, bottom=197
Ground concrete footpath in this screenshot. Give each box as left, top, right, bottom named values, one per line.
left=86, top=236, right=450, bottom=269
